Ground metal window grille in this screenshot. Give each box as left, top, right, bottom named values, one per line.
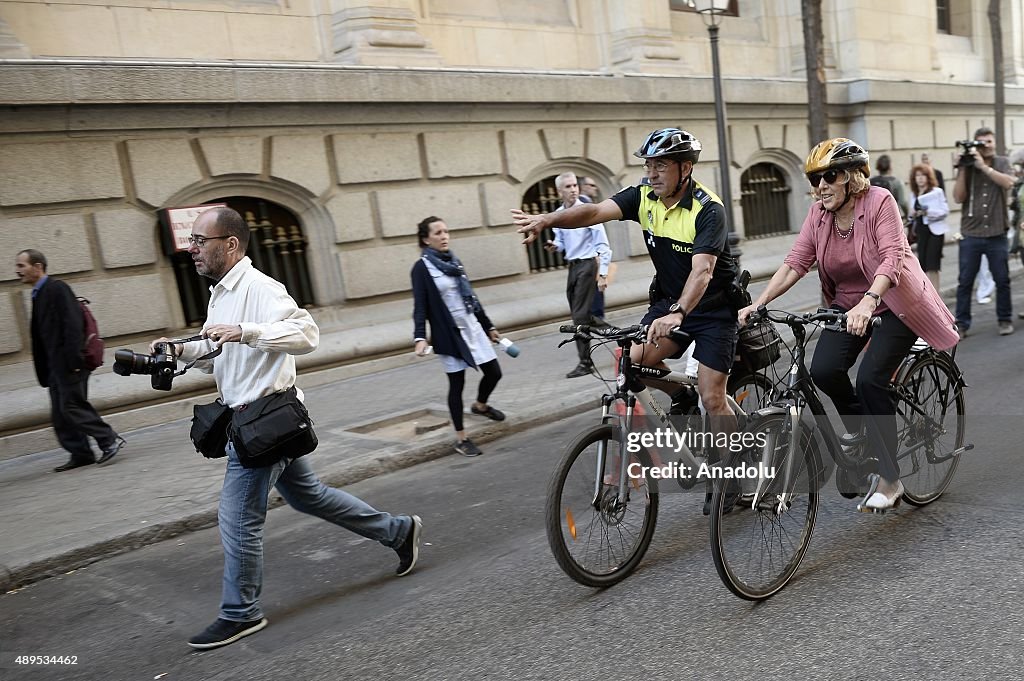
left=740, top=163, right=792, bottom=240
left=520, top=176, right=568, bottom=272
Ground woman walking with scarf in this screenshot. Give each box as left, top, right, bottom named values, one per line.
left=412, top=216, right=505, bottom=457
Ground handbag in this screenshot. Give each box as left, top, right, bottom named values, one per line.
left=190, top=399, right=232, bottom=459
left=229, top=386, right=318, bottom=469
left=735, top=320, right=782, bottom=372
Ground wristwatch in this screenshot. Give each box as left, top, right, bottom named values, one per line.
left=863, top=291, right=881, bottom=303
left=668, top=302, right=686, bottom=318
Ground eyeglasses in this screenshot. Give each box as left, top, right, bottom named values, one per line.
left=642, top=160, right=674, bottom=173
left=806, top=169, right=841, bottom=186
left=187, top=234, right=231, bottom=248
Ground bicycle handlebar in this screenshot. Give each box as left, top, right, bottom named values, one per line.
left=751, top=305, right=882, bottom=329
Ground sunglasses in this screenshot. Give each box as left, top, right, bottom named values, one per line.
left=806, top=169, right=841, bottom=186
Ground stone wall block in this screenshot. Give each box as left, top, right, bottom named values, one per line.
left=94, top=208, right=157, bottom=268
left=0, top=140, right=123, bottom=206
left=863, top=122, right=893, bottom=153
left=337, top=246, right=412, bottom=299
left=325, top=192, right=376, bottom=243
left=892, top=119, right=933, bottom=150
left=731, top=127, right=761, bottom=165
left=504, top=129, right=549, bottom=182
left=585, top=127, right=624, bottom=175
left=445, top=232, right=528, bottom=281
left=70, top=274, right=172, bottom=337
left=199, top=136, right=264, bottom=177
left=0, top=214, right=91, bottom=280
left=0, top=295, right=23, bottom=355
left=935, top=120, right=969, bottom=148
left=271, top=135, right=332, bottom=196
left=332, top=132, right=421, bottom=184
left=757, top=124, right=786, bottom=150
left=377, top=183, right=481, bottom=236
left=423, top=131, right=502, bottom=178
left=481, top=181, right=521, bottom=226
left=126, top=138, right=202, bottom=208
left=543, top=127, right=585, bottom=160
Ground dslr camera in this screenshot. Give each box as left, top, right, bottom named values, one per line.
left=113, top=342, right=177, bottom=391
left=955, top=139, right=986, bottom=169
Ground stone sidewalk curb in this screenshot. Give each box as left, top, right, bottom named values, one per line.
left=0, top=392, right=598, bottom=593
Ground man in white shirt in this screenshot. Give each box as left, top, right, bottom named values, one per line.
left=545, top=172, right=612, bottom=377
left=151, top=207, right=422, bottom=650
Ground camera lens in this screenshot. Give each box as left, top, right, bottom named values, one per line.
left=112, top=348, right=154, bottom=376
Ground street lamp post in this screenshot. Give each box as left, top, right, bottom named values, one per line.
left=694, top=0, right=741, bottom=265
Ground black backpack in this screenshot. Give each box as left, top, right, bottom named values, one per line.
left=870, top=175, right=898, bottom=196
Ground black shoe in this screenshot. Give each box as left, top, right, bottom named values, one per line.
left=395, top=515, right=422, bottom=576
left=470, top=405, right=506, bottom=421
left=187, top=617, right=268, bottom=650
left=98, top=436, right=126, bottom=465
left=566, top=364, right=593, bottom=379
left=454, top=438, right=482, bottom=457
left=54, top=459, right=94, bottom=473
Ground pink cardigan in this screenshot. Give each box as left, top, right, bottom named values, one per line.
left=784, top=186, right=960, bottom=351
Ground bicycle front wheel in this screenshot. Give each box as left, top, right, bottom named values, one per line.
left=545, top=424, right=658, bottom=587
left=710, top=412, right=820, bottom=600
left=728, top=371, right=775, bottom=415
left=895, top=355, right=965, bottom=506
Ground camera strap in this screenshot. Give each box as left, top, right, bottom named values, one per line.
left=167, top=335, right=224, bottom=377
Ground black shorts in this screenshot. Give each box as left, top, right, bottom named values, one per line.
left=641, top=299, right=738, bottom=374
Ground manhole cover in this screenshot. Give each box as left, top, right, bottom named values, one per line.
left=345, top=408, right=450, bottom=442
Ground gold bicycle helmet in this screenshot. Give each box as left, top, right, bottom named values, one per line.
left=804, top=138, right=870, bottom=178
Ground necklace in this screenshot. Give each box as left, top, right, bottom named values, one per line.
left=833, top=212, right=855, bottom=239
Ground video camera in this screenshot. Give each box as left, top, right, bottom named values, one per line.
left=955, top=139, right=986, bottom=169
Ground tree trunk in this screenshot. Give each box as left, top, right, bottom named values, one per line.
left=802, top=0, right=828, bottom=144
left=989, top=0, right=1005, bottom=154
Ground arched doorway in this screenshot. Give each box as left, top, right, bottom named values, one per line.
left=740, top=163, right=792, bottom=239
left=519, top=175, right=566, bottom=272
left=164, top=197, right=316, bottom=325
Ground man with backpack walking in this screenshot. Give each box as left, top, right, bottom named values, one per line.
left=15, top=249, right=124, bottom=472
left=870, top=154, right=909, bottom=220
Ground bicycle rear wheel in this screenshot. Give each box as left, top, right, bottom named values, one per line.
left=895, top=355, right=965, bottom=505
left=545, top=424, right=658, bottom=587
left=710, top=412, right=821, bottom=600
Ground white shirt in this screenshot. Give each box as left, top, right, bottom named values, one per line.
left=178, top=257, right=319, bottom=408
left=910, top=186, right=950, bottom=236
left=552, top=199, right=612, bottom=275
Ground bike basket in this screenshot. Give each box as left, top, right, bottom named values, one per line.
left=736, top=320, right=782, bottom=371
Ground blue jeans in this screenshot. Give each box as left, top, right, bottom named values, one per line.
left=218, top=442, right=411, bottom=622
left=956, top=235, right=1012, bottom=329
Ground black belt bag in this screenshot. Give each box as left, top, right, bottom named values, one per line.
left=228, top=386, right=318, bottom=469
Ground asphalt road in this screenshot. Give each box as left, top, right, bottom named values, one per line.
left=2, top=310, right=1022, bottom=681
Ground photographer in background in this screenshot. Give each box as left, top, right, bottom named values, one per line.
left=952, top=127, right=1016, bottom=337
left=151, top=206, right=422, bottom=650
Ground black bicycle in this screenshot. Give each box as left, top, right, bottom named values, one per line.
left=708, top=307, right=970, bottom=600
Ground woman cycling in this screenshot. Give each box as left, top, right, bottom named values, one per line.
left=412, top=216, right=504, bottom=458
left=738, top=138, right=959, bottom=511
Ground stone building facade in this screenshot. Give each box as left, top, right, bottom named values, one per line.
left=2, top=0, right=1023, bottom=368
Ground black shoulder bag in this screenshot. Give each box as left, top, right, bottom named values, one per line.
left=228, top=387, right=318, bottom=469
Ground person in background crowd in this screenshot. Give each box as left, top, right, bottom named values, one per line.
left=870, top=154, right=909, bottom=220
left=413, top=216, right=505, bottom=457
left=15, top=249, right=125, bottom=473
left=907, top=163, right=949, bottom=291
left=739, top=138, right=959, bottom=512
left=920, top=152, right=945, bottom=191
left=579, top=176, right=611, bottom=327
left=544, top=172, right=612, bottom=378
left=952, top=126, right=1015, bottom=337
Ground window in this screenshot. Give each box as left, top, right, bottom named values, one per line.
left=520, top=176, right=567, bottom=273
left=936, top=0, right=951, bottom=33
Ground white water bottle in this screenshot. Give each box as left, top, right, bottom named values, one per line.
left=497, top=337, right=520, bottom=358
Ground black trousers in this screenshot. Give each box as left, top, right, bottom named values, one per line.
left=808, top=310, right=917, bottom=482
left=447, top=359, right=502, bottom=432
left=48, top=370, right=117, bottom=463
left=566, top=259, right=597, bottom=365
